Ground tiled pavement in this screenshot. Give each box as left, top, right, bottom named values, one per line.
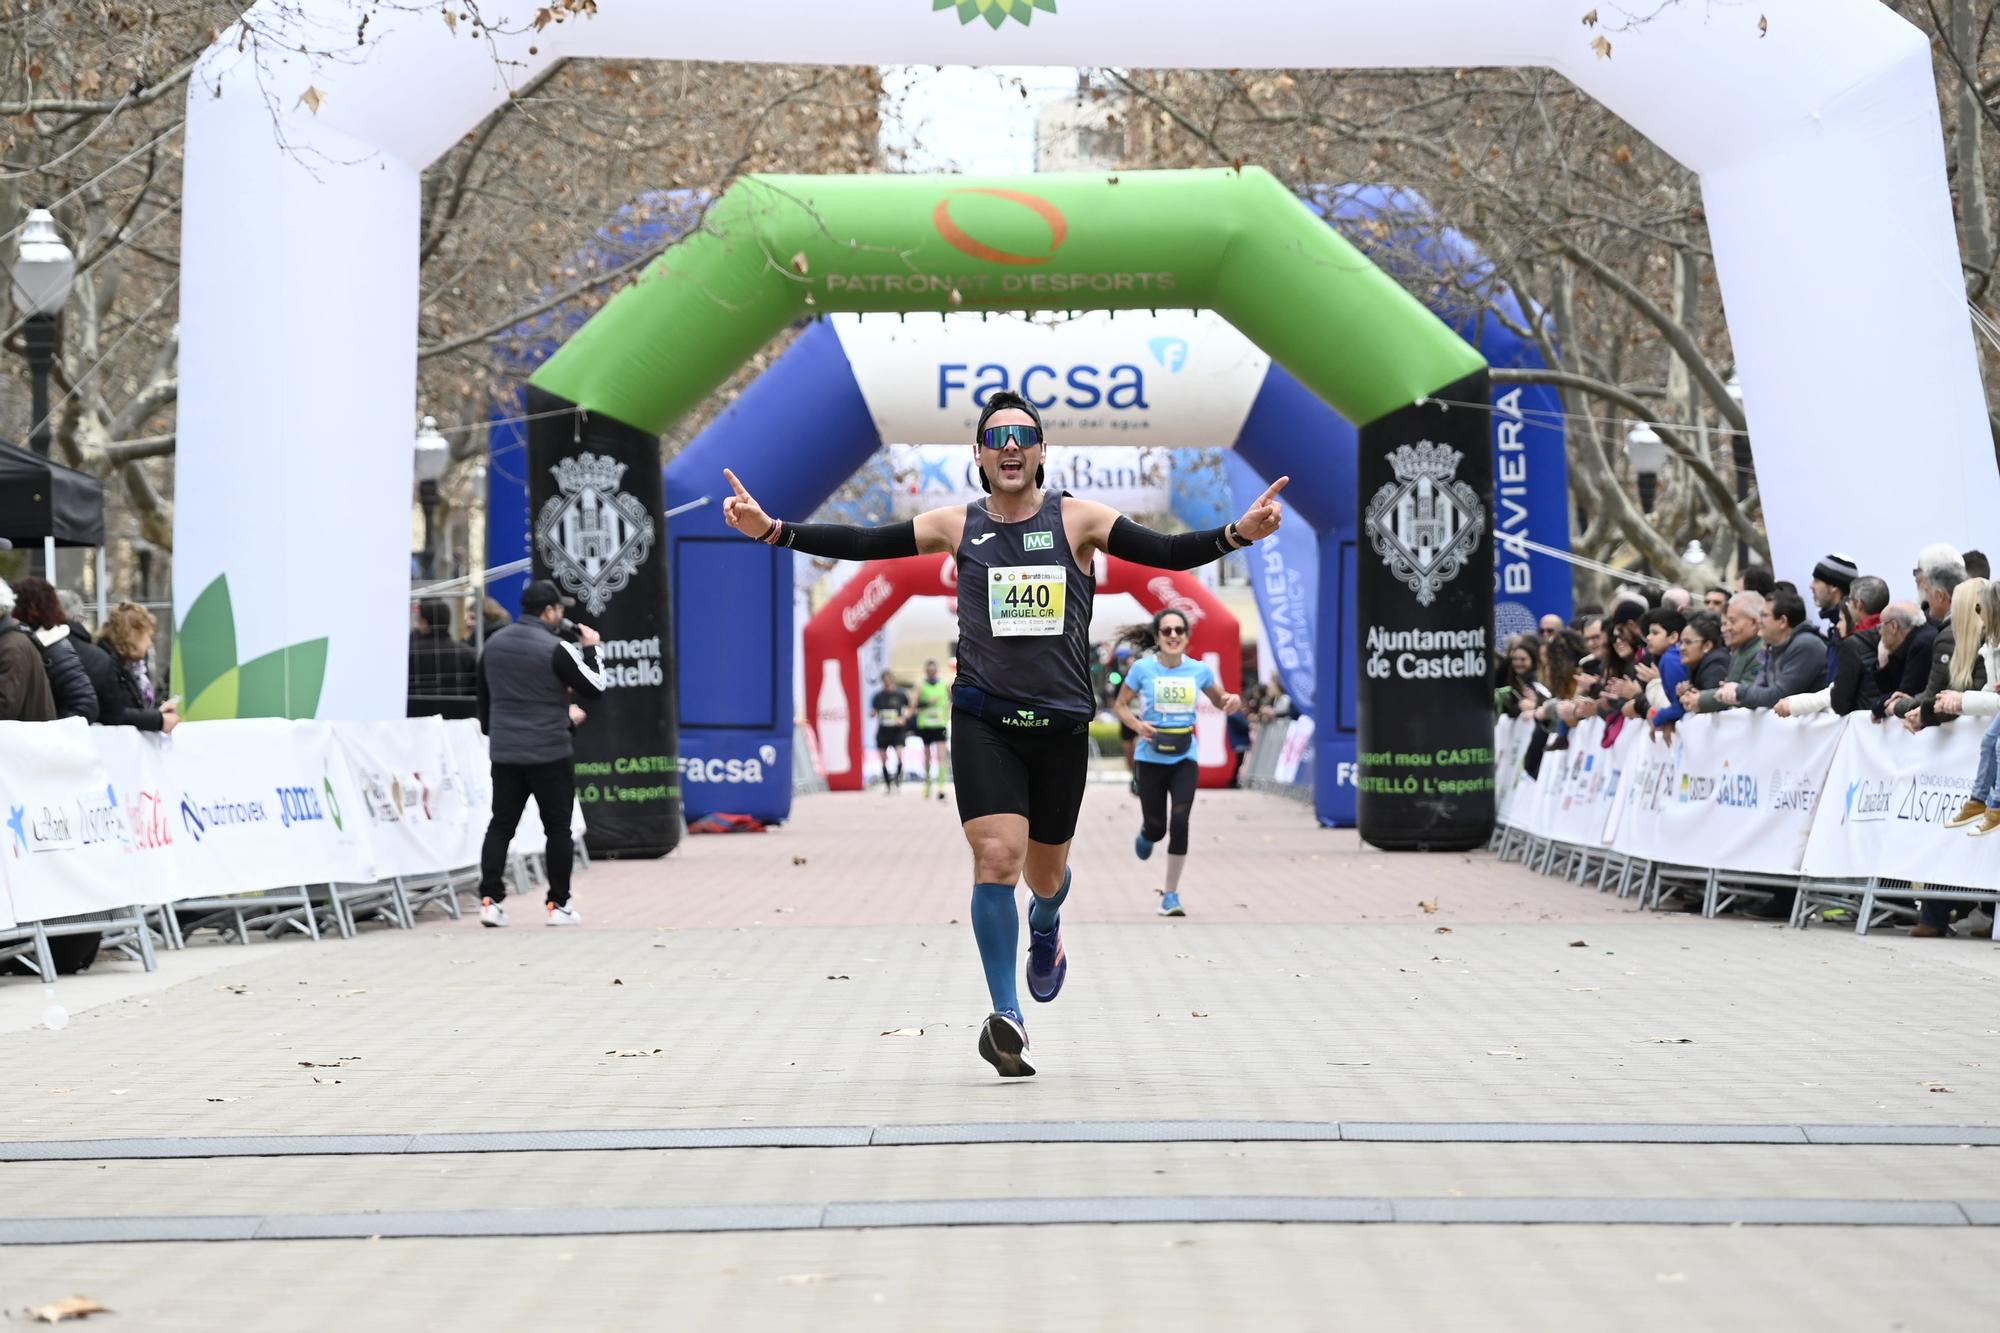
left=2, top=785, right=1996, bottom=1331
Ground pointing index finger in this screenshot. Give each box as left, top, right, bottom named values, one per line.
left=723, top=468, right=751, bottom=500
left=1258, top=476, right=1291, bottom=505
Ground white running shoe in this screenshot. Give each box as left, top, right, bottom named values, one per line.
left=479, top=899, right=508, bottom=928
left=546, top=902, right=582, bottom=927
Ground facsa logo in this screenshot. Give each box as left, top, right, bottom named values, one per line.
left=679, top=756, right=769, bottom=785
left=937, top=362, right=1148, bottom=413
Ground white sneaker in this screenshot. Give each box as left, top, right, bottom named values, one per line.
left=546, top=902, right=582, bottom=927
left=479, top=899, right=508, bottom=928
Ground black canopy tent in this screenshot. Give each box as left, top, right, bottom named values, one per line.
left=0, top=438, right=104, bottom=547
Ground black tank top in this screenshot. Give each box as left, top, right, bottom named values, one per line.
left=955, top=491, right=1095, bottom=718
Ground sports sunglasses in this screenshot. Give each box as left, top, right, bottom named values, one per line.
left=979, top=423, right=1043, bottom=450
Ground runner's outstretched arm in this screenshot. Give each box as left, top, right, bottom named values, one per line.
left=722, top=469, right=961, bottom=557
left=1072, top=477, right=1290, bottom=569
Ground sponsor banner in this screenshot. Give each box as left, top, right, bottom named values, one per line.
left=1541, top=718, right=1645, bottom=848
left=1226, top=450, right=1318, bottom=715
left=332, top=718, right=474, bottom=881
left=1355, top=372, right=1496, bottom=849
left=1802, top=712, right=1991, bottom=886
left=884, top=443, right=1172, bottom=517
left=443, top=719, right=497, bottom=868
left=0, top=719, right=170, bottom=921
left=832, top=309, right=1269, bottom=447
left=1492, top=715, right=1537, bottom=827
left=1274, top=712, right=1316, bottom=786
left=166, top=719, right=378, bottom=896
left=526, top=386, right=681, bottom=857
left=1609, top=711, right=1844, bottom=875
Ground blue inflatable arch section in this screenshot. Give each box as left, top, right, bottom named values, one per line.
left=488, top=191, right=1571, bottom=828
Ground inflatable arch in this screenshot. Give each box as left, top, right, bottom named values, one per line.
left=802, top=554, right=1242, bottom=790
left=484, top=192, right=1570, bottom=834
left=520, top=167, right=1493, bottom=855
left=178, top=0, right=1996, bottom=846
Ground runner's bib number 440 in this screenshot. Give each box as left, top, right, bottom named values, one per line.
left=988, top=567, right=1067, bottom=637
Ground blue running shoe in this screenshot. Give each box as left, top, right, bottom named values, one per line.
left=1026, top=925, right=1067, bottom=1003
left=978, top=1009, right=1035, bottom=1077
left=1135, top=830, right=1155, bottom=861
left=1158, top=890, right=1185, bottom=917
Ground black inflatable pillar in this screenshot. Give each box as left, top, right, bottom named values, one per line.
left=1355, top=370, right=1495, bottom=851
left=524, top=386, right=682, bottom=857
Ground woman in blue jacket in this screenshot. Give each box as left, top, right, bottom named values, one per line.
left=1114, top=608, right=1242, bottom=917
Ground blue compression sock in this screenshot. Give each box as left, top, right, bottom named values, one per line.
left=1027, top=866, right=1071, bottom=935
left=970, top=883, right=1021, bottom=1015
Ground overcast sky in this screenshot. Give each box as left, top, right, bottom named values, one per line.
left=880, top=65, right=1082, bottom=174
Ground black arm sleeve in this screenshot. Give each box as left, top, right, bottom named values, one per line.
left=781, top=520, right=919, bottom=561
left=553, top=641, right=607, bottom=702
left=1105, top=515, right=1240, bottom=571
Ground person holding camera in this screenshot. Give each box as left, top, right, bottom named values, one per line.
left=474, top=579, right=605, bottom=927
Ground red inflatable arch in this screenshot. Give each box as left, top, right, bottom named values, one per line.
left=803, top=554, right=1242, bottom=792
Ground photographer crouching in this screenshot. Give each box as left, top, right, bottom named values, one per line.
left=475, top=579, right=605, bottom=927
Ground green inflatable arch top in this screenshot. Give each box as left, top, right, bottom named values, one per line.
left=530, top=168, right=1486, bottom=432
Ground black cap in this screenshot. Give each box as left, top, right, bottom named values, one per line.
left=520, top=579, right=574, bottom=614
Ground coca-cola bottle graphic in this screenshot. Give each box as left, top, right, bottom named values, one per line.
left=816, top=659, right=851, bottom=776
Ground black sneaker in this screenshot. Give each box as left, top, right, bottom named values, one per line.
left=977, top=1010, right=1035, bottom=1077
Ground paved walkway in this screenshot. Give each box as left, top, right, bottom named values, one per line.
left=2, top=786, right=1996, bottom=1331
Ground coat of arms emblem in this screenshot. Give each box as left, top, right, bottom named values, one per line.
left=535, top=453, right=656, bottom=615
left=1364, top=440, right=1484, bottom=607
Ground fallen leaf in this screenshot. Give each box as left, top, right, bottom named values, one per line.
left=1328, top=1060, right=1373, bottom=1066
left=790, top=856, right=808, bottom=866
left=1636, top=1037, right=1693, bottom=1045
left=774, top=907, right=794, bottom=914
left=611, top=978, right=623, bottom=986
left=1434, top=926, right=1453, bottom=935
left=1190, top=1011, right=1209, bottom=1019
left=312, top=1076, right=342, bottom=1085
left=1758, top=14, right=1767, bottom=38
left=606, top=1049, right=662, bottom=1058
left=337, top=989, right=367, bottom=997
left=826, top=975, right=851, bottom=981
left=880, top=1027, right=923, bottom=1038
left=1567, top=987, right=1600, bottom=993
left=1591, top=34, right=1612, bottom=59
left=1568, top=940, right=1588, bottom=948
left=297, top=85, right=325, bottom=114
left=1925, top=1082, right=1954, bottom=1093
left=27, top=1296, right=110, bottom=1323
left=205, top=1097, right=238, bottom=1103
left=1487, top=1049, right=1523, bottom=1059
left=1418, top=899, right=1438, bottom=914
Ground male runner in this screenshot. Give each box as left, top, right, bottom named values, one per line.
left=870, top=670, right=912, bottom=793
left=724, top=390, right=1285, bottom=1077
left=912, top=659, right=951, bottom=800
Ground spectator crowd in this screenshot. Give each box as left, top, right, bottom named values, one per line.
left=1498, top=544, right=1999, bottom=937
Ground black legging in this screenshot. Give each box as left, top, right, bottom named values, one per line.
left=1137, top=759, right=1199, bottom=854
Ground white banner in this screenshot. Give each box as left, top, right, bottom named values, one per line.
left=166, top=720, right=379, bottom=896
left=1802, top=713, right=1992, bottom=886
left=1273, top=712, right=1316, bottom=785
left=1608, top=711, right=1846, bottom=874
left=1492, top=715, right=1536, bottom=826
left=332, top=718, right=475, bottom=880
left=834, top=309, right=1270, bottom=448
left=443, top=719, right=496, bottom=868
left=1538, top=718, right=1647, bottom=848
left=0, top=720, right=146, bottom=921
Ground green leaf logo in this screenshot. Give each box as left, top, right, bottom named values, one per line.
left=933, top=0, right=1057, bottom=30
left=170, top=575, right=329, bottom=720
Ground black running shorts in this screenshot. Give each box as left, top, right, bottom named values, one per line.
left=876, top=728, right=907, bottom=750
left=949, top=707, right=1090, bottom=845
left=916, top=726, right=948, bottom=745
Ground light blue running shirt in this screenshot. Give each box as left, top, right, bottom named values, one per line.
left=1126, top=654, right=1217, bottom=765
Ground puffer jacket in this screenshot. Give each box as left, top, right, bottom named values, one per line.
left=33, top=624, right=99, bottom=723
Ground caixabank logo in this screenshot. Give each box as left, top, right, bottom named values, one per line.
left=933, top=0, right=1057, bottom=31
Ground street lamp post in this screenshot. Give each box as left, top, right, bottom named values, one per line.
left=413, top=415, right=450, bottom=580
left=9, top=208, right=76, bottom=459
left=1625, top=423, right=1667, bottom=514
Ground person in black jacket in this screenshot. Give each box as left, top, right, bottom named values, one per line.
left=408, top=597, right=478, bottom=718
left=97, top=602, right=178, bottom=733
left=8, top=577, right=96, bottom=722
left=474, top=580, right=605, bottom=929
